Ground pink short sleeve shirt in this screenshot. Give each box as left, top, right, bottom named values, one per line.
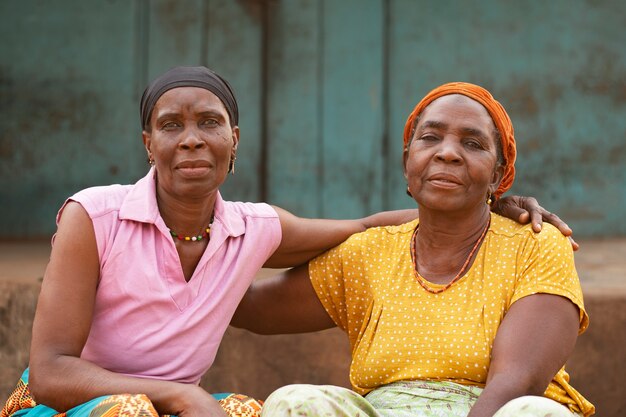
left=58, top=169, right=282, bottom=384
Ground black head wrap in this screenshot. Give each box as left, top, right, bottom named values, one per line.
left=140, top=66, right=239, bottom=130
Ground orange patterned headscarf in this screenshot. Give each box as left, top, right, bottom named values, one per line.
left=403, top=82, right=516, bottom=199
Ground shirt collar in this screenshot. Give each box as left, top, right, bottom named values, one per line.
left=119, top=168, right=245, bottom=237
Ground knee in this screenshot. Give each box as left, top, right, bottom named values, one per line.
left=493, top=396, right=575, bottom=417
left=261, top=384, right=378, bottom=417
left=262, top=384, right=325, bottom=413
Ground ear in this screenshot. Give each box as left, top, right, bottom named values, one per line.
left=231, top=125, right=240, bottom=156
left=402, top=145, right=410, bottom=181
left=142, top=130, right=152, bottom=157
left=489, top=163, right=505, bottom=195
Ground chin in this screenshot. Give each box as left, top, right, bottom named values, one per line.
left=417, top=195, right=472, bottom=212
left=174, top=182, right=217, bottom=198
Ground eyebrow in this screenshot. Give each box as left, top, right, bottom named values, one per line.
left=155, top=109, right=226, bottom=123
left=155, top=112, right=180, bottom=123
left=419, top=120, right=490, bottom=140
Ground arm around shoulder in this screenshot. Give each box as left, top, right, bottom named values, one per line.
left=265, top=206, right=418, bottom=268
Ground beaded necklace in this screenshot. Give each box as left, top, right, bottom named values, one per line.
left=410, top=218, right=490, bottom=294
left=169, top=215, right=215, bottom=242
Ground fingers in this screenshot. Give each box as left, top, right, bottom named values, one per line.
left=568, top=236, right=580, bottom=252
left=518, top=196, right=573, bottom=237
left=514, top=196, right=542, bottom=232
left=491, top=196, right=525, bottom=222
left=542, top=211, right=572, bottom=236
left=493, top=196, right=576, bottom=242
left=529, top=209, right=543, bottom=233
left=536, top=210, right=578, bottom=250
left=517, top=211, right=530, bottom=224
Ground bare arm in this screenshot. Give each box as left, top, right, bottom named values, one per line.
left=467, top=294, right=580, bottom=417
left=29, top=202, right=226, bottom=417
left=231, top=263, right=334, bottom=334
left=266, top=196, right=577, bottom=270
left=264, top=206, right=418, bottom=268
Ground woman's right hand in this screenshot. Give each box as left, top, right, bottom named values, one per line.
left=176, top=386, right=228, bottom=417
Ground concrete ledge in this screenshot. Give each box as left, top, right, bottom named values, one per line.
left=566, top=288, right=626, bottom=417
left=0, top=280, right=40, bottom=400
left=2, top=240, right=625, bottom=417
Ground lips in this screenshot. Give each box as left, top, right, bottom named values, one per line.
left=176, top=160, right=211, bottom=169
left=427, top=172, right=463, bottom=185
left=175, top=160, right=212, bottom=178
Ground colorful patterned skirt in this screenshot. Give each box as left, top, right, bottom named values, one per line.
left=1, top=369, right=262, bottom=417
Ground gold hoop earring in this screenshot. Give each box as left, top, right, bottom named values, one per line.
left=229, top=156, right=236, bottom=175
left=486, top=194, right=493, bottom=205
left=148, top=155, right=155, bottom=166
left=406, top=185, right=412, bottom=198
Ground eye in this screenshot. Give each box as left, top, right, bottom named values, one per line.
left=464, top=139, right=484, bottom=149
left=200, top=118, right=219, bottom=127
left=161, top=121, right=181, bottom=130
left=418, top=134, right=439, bottom=142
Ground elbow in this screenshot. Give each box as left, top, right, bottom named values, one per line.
left=231, top=293, right=267, bottom=334
left=28, top=359, right=69, bottom=412
left=488, top=369, right=551, bottom=398
left=28, top=364, right=52, bottom=407
left=521, top=377, right=551, bottom=397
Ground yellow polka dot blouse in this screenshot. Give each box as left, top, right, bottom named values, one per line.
left=309, top=212, right=594, bottom=416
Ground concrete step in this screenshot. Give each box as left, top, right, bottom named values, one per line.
left=1, top=239, right=625, bottom=416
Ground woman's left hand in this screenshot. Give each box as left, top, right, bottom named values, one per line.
left=491, top=195, right=579, bottom=251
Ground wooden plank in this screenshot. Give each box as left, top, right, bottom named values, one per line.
left=320, top=0, right=385, bottom=218
left=265, top=0, right=322, bottom=217
left=0, top=0, right=138, bottom=237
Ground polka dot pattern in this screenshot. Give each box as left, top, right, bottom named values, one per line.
left=309, top=213, right=588, bottom=406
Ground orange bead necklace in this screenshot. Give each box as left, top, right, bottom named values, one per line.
left=410, top=218, right=490, bottom=294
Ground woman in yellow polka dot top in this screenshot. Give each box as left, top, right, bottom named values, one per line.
left=233, top=83, right=593, bottom=417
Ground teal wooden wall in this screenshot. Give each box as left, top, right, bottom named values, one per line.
left=1, top=0, right=625, bottom=238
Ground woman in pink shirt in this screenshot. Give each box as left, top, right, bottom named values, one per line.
left=1, top=67, right=575, bottom=417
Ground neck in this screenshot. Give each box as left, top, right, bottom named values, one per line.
left=414, top=206, right=491, bottom=283
left=416, top=205, right=491, bottom=244
left=157, top=188, right=218, bottom=236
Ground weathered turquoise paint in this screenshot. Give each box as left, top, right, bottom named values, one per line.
left=204, top=0, right=264, bottom=203
left=0, top=0, right=141, bottom=237
left=266, top=0, right=322, bottom=218
left=321, top=0, right=385, bottom=218
left=143, top=0, right=264, bottom=202
left=1, top=0, right=625, bottom=238
left=386, top=0, right=626, bottom=236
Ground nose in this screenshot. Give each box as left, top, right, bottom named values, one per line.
left=434, top=137, right=462, bottom=163
left=178, top=126, right=205, bottom=150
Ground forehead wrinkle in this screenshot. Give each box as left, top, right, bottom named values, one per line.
left=154, top=99, right=227, bottom=117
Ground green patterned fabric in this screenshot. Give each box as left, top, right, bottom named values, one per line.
left=366, top=380, right=482, bottom=417
left=260, top=380, right=581, bottom=417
